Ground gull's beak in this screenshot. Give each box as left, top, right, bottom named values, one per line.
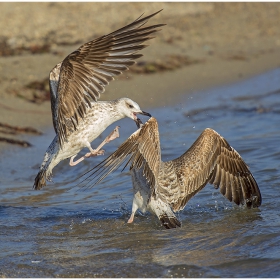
left=139, top=111, right=152, bottom=117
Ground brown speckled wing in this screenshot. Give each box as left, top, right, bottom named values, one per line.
left=50, top=10, right=164, bottom=146
left=160, top=128, right=262, bottom=212
left=79, top=117, right=161, bottom=192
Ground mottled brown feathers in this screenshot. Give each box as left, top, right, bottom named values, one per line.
left=164, top=128, right=261, bottom=211
left=82, top=118, right=261, bottom=213
left=49, top=10, right=164, bottom=147
left=81, top=117, right=161, bottom=191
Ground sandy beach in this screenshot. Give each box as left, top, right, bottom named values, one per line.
left=1, top=2, right=280, bottom=149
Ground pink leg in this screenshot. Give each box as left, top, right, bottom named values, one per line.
left=93, top=125, right=120, bottom=152
left=127, top=200, right=138, bottom=223
left=69, top=150, right=105, bottom=166
left=127, top=212, right=135, bottom=223
left=69, top=126, right=120, bottom=166
left=70, top=155, right=83, bottom=166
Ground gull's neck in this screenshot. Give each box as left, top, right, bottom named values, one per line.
left=91, top=100, right=126, bottom=126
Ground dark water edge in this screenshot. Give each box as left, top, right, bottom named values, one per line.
left=1, top=68, right=280, bottom=277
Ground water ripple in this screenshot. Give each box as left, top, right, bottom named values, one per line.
left=1, top=68, right=280, bottom=277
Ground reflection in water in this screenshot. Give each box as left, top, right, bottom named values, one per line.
left=0, top=68, right=280, bottom=277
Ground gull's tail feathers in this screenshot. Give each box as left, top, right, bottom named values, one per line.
left=33, top=135, right=59, bottom=190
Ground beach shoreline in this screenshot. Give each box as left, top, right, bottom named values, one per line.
left=1, top=2, right=280, bottom=151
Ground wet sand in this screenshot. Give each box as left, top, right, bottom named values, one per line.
left=1, top=2, right=280, bottom=150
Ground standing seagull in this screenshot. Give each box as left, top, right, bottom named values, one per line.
left=33, top=11, right=165, bottom=190
left=80, top=117, right=262, bottom=229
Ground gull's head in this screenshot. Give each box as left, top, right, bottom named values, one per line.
left=117, top=98, right=151, bottom=128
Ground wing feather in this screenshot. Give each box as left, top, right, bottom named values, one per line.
left=78, top=117, right=161, bottom=192
left=77, top=121, right=261, bottom=213
left=50, top=10, right=165, bottom=146
left=159, top=128, right=261, bottom=211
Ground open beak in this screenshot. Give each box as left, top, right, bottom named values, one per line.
left=133, top=111, right=151, bottom=129
left=134, top=111, right=151, bottom=128
left=135, top=118, right=143, bottom=129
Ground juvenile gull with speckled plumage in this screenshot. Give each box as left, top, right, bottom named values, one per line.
left=33, top=11, right=164, bottom=190
left=79, top=117, right=262, bottom=229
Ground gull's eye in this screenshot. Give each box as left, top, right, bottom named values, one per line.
left=126, top=103, right=134, bottom=109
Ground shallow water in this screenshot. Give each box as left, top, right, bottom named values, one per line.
left=1, top=68, right=280, bottom=277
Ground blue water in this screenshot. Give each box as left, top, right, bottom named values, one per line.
left=0, top=68, right=280, bottom=277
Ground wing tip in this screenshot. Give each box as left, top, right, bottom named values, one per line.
left=159, top=215, right=181, bottom=229
left=143, top=9, right=164, bottom=19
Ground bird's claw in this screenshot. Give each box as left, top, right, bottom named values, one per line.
left=85, top=149, right=105, bottom=158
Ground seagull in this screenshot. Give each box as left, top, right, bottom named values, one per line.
left=79, top=117, right=262, bottom=229
left=33, top=11, right=165, bottom=190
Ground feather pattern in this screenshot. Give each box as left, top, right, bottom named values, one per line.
left=49, top=10, right=165, bottom=146
left=82, top=117, right=161, bottom=191
left=80, top=117, right=262, bottom=228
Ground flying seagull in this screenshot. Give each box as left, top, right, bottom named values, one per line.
left=33, top=11, right=165, bottom=190
left=79, top=117, right=262, bottom=229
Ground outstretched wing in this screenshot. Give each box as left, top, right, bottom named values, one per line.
left=49, top=10, right=165, bottom=146
left=159, top=128, right=261, bottom=212
left=79, top=117, right=161, bottom=192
